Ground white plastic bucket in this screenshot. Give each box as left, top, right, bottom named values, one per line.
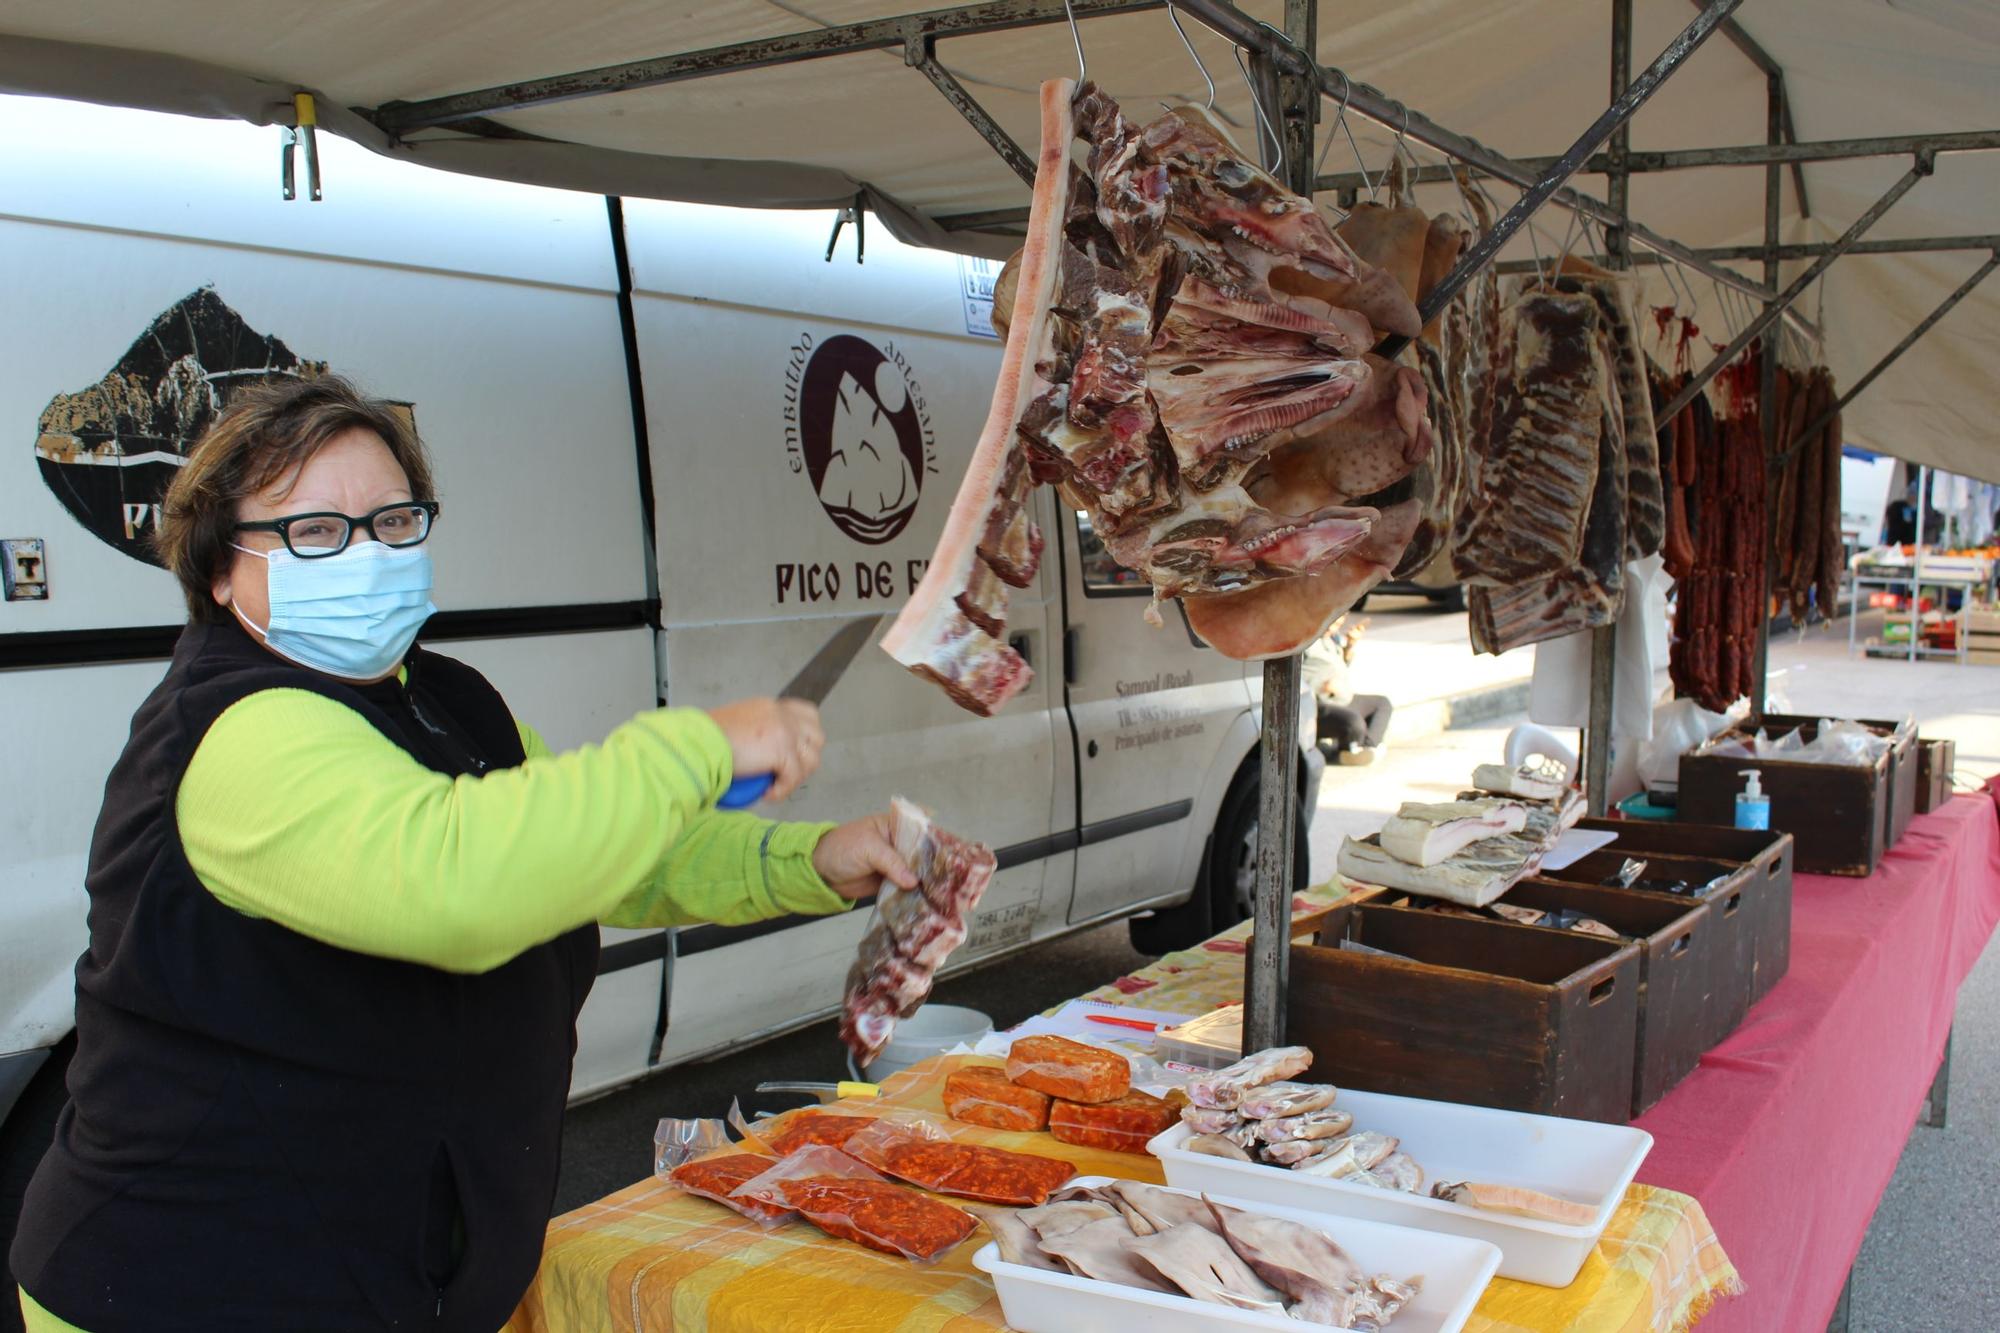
left=861, top=1004, right=993, bottom=1082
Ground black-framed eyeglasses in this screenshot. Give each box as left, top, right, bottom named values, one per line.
left=235, top=500, right=440, bottom=559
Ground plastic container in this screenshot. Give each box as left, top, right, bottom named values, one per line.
left=971, top=1176, right=1500, bottom=1333
left=1734, top=769, right=1771, bottom=830
left=860, top=1004, right=992, bottom=1081
left=1147, top=1086, right=1652, bottom=1286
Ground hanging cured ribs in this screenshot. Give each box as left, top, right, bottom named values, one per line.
left=883, top=80, right=1431, bottom=711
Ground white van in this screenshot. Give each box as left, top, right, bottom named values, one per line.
left=0, top=95, right=1320, bottom=1200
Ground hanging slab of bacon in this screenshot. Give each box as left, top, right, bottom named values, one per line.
left=885, top=80, right=1430, bottom=709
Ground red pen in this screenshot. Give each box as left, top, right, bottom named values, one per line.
left=1086, top=1013, right=1160, bottom=1032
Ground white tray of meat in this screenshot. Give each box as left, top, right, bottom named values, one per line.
left=971, top=1177, right=1498, bottom=1333
left=1149, top=1089, right=1651, bottom=1287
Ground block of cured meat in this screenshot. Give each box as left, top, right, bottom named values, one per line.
left=1378, top=799, right=1528, bottom=867
left=1452, top=287, right=1605, bottom=587
left=1553, top=261, right=1661, bottom=560
left=1187, top=1045, right=1315, bottom=1110
left=943, top=1064, right=1052, bottom=1133
left=1337, top=832, right=1541, bottom=908
left=1469, top=762, right=1568, bottom=801
left=1467, top=358, right=1627, bottom=654
left=838, top=798, right=994, bottom=1065
left=1048, top=1089, right=1179, bottom=1153
left=885, top=81, right=1434, bottom=710
left=1005, top=1034, right=1131, bottom=1104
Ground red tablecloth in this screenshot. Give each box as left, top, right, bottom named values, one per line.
left=1633, top=791, right=2000, bottom=1331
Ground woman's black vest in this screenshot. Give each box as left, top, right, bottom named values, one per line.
left=12, top=618, right=598, bottom=1331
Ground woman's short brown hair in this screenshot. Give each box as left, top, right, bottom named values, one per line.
left=157, top=374, right=436, bottom=622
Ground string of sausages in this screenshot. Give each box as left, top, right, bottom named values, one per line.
left=1654, top=350, right=1765, bottom=712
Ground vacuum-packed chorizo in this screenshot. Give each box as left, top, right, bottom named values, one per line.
left=1049, top=1089, right=1179, bottom=1154
left=1005, top=1035, right=1131, bottom=1104
left=944, top=1063, right=1052, bottom=1132
left=669, top=1153, right=793, bottom=1223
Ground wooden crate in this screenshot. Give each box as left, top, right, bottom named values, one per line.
left=1761, top=713, right=1917, bottom=849
left=1571, top=817, right=1795, bottom=1012
left=1680, top=731, right=1889, bottom=876
left=1500, top=880, right=1714, bottom=1117
left=1288, top=902, right=1641, bottom=1124
left=1916, top=738, right=1957, bottom=813
left=1540, top=847, right=1755, bottom=1047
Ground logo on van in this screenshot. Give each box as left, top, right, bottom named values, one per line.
left=785, top=333, right=935, bottom=546
left=31, top=287, right=413, bottom=567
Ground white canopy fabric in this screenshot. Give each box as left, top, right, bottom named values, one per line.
left=3, top=1, right=1995, bottom=478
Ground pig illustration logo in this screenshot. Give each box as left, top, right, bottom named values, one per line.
left=797, top=335, right=928, bottom=545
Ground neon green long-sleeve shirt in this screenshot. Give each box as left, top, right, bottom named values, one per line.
left=170, top=686, right=847, bottom=972
left=18, top=687, right=850, bottom=1333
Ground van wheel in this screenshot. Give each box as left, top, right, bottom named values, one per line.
left=1428, top=585, right=1466, bottom=612
left=1128, top=769, right=1308, bottom=955
left=1, top=1036, right=72, bottom=1333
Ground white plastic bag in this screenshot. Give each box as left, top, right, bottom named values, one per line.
left=1638, top=698, right=1738, bottom=791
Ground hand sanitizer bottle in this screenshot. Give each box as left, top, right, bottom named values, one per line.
left=1735, top=768, right=1771, bottom=830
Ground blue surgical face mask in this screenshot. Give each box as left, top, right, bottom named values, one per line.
left=231, top=540, right=436, bottom=681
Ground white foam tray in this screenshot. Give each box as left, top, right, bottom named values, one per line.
left=1148, top=1088, right=1651, bottom=1287
left=971, top=1176, right=1499, bottom=1333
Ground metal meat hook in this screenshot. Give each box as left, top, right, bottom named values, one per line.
left=1317, top=69, right=1375, bottom=203
left=824, top=191, right=866, bottom=264
left=1060, top=0, right=1087, bottom=84
left=1165, top=1, right=1216, bottom=111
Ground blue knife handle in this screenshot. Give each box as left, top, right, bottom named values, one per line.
left=718, top=772, right=775, bottom=809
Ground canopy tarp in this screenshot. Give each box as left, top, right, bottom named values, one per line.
left=3, top=1, right=1995, bottom=478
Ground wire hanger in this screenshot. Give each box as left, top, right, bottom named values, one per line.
left=1060, top=0, right=1087, bottom=84
left=1164, top=1, right=1217, bottom=111
left=1233, top=45, right=1282, bottom=176
left=1316, top=68, right=1377, bottom=204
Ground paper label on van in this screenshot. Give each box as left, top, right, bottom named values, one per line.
left=958, top=256, right=1003, bottom=340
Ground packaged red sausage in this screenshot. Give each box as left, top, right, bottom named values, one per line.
left=729, top=1146, right=977, bottom=1261
left=1004, top=1035, right=1131, bottom=1105
left=944, top=1063, right=1052, bottom=1132
left=764, top=1110, right=878, bottom=1156
left=1048, top=1089, right=1180, bottom=1154
left=841, top=1118, right=1076, bottom=1206
left=668, top=1152, right=793, bottom=1224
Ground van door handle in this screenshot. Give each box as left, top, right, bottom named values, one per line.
left=1064, top=626, right=1079, bottom=685
left=1008, top=631, right=1032, bottom=670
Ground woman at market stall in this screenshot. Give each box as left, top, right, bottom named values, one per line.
left=10, top=375, right=915, bottom=1333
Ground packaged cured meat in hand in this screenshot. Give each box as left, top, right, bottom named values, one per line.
left=763, top=1110, right=879, bottom=1157
left=944, top=1063, right=1052, bottom=1132
left=729, top=1145, right=979, bottom=1261
left=1005, top=1034, right=1132, bottom=1104
left=839, top=798, right=996, bottom=1066
left=1187, top=1046, right=1315, bottom=1110
left=668, top=1152, right=793, bottom=1224
left=840, top=1116, right=1077, bottom=1206
left=1049, top=1089, right=1180, bottom=1153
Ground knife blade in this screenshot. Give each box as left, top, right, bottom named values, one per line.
left=716, top=613, right=882, bottom=808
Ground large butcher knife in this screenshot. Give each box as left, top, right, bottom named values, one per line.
left=716, top=613, right=882, bottom=809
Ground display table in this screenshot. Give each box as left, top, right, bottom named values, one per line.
left=1630, top=791, right=2000, bottom=1330
left=505, top=792, right=1998, bottom=1333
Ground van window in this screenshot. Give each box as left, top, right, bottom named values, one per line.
left=1073, top=511, right=1208, bottom=649
left=1075, top=511, right=1149, bottom=597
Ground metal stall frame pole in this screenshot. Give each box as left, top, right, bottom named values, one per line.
left=1657, top=151, right=1937, bottom=425
left=1751, top=70, right=1784, bottom=713
left=1241, top=0, right=1319, bottom=1053
left=1583, top=0, right=1635, bottom=817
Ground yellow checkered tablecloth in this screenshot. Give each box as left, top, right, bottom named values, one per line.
left=508, top=885, right=1741, bottom=1333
